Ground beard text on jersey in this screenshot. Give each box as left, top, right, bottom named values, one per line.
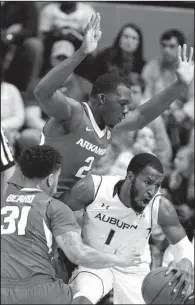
left=95, top=213, right=138, bottom=230
left=76, top=138, right=106, bottom=156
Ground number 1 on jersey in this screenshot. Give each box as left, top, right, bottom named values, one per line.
left=105, top=229, right=115, bottom=245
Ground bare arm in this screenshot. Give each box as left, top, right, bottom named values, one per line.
left=149, top=116, right=172, bottom=163
left=158, top=197, right=186, bottom=244
left=56, top=231, right=123, bottom=269
left=118, top=45, right=194, bottom=131
left=34, top=13, right=101, bottom=121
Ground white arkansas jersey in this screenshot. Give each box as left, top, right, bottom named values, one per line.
left=82, top=175, right=161, bottom=258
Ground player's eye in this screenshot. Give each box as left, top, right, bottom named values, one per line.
left=145, top=180, right=150, bottom=185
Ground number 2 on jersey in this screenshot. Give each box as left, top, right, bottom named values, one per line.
left=1, top=206, right=31, bottom=235
left=75, top=156, right=95, bottom=178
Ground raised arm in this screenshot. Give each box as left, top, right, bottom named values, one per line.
left=119, top=45, right=194, bottom=131
left=50, top=199, right=140, bottom=269
left=34, top=13, right=101, bottom=121
left=158, top=197, right=194, bottom=300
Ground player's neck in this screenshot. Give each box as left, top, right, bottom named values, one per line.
left=88, top=99, right=106, bottom=130
left=22, top=179, right=42, bottom=192
left=118, top=181, right=132, bottom=208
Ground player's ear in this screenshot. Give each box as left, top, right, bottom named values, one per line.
left=98, top=93, right=105, bottom=105
left=126, top=171, right=134, bottom=182
left=47, top=174, right=53, bottom=187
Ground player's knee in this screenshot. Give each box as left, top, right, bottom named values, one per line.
left=69, top=272, right=104, bottom=304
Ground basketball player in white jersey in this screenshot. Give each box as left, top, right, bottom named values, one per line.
left=65, top=153, right=194, bottom=304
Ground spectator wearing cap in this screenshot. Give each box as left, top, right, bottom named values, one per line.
left=39, top=1, right=95, bottom=78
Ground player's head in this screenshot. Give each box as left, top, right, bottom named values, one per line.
left=18, top=145, right=61, bottom=196
left=90, top=73, right=136, bottom=128
left=160, top=29, right=186, bottom=62
left=123, top=153, right=164, bottom=213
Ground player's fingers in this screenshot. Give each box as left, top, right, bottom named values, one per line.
left=182, top=44, right=187, bottom=61
left=188, top=47, right=194, bottom=62
left=177, top=45, right=182, bottom=62
left=95, top=31, right=102, bottom=41
left=168, top=270, right=182, bottom=286
left=91, top=13, right=99, bottom=28
left=89, top=14, right=95, bottom=30
left=93, top=13, right=101, bottom=32
left=184, top=291, right=194, bottom=304
left=171, top=271, right=186, bottom=295
left=166, top=262, right=177, bottom=275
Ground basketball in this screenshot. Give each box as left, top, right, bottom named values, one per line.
left=142, top=267, right=185, bottom=304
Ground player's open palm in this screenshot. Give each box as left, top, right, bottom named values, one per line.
left=81, top=13, right=102, bottom=54
left=175, top=44, right=194, bottom=85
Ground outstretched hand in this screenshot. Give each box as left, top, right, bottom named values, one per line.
left=175, top=44, right=194, bottom=85
left=80, top=13, right=102, bottom=55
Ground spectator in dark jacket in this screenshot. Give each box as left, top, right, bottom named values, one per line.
left=1, top=2, right=43, bottom=91
left=90, top=23, right=146, bottom=82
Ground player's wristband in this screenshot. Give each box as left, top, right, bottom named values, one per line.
left=171, top=236, right=194, bottom=265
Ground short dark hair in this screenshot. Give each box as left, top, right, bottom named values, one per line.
left=127, top=153, right=164, bottom=175
left=160, top=29, right=186, bottom=46
left=18, top=145, right=61, bottom=179
left=91, top=73, right=128, bottom=97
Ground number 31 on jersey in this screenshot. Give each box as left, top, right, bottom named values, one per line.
left=1, top=206, right=31, bottom=235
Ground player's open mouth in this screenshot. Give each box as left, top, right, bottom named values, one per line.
left=142, top=199, right=149, bottom=204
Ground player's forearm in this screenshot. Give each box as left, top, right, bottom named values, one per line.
left=71, top=247, right=120, bottom=269
left=138, top=80, right=188, bottom=129
left=34, top=48, right=86, bottom=100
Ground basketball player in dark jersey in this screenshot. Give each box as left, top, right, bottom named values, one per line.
left=1, top=145, right=137, bottom=304
left=8, top=13, right=194, bottom=205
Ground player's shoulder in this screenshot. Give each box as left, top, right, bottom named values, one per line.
left=47, top=197, right=73, bottom=216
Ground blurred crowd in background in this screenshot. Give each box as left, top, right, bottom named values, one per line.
left=1, top=2, right=194, bottom=303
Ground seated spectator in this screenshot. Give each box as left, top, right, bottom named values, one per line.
left=1, top=53, right=25, bottom=148
left=90, top=23, right=146, bottom=82
left=164, top=99, right=194, bottom=157
left=39, top=1, right=95, bottom=77
left=142, top=29, right=188, bottom=100
left=109, top=127, right=156, bottom=177
left=1, top=2, right=43, bottom=91
left=162, top=146, right=194, bottom=206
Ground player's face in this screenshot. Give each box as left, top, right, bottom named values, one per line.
left=129, top=166, right=164, bottom=213
left=160, top=37, right=179, bottom=62
left=101, top=84, right=133, bottom=128
left=119, top=27, right=140, bottom=53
